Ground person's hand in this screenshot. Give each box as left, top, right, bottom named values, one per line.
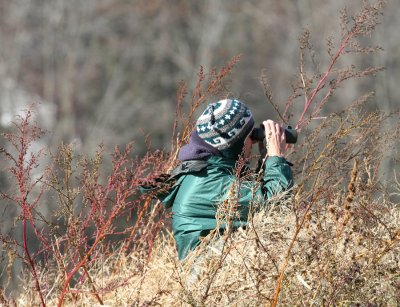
left=262, top=120, right=286, bottom=157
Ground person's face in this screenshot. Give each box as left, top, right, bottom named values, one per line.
left=243, top=134, right=257, bottom=160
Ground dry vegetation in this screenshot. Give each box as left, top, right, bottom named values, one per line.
left=15, top=126, right=400, bottom=306
left=1, top=1, right=399, bottom=306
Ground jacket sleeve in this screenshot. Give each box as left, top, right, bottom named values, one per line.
left=262, top=156, right=294, bottom=199
left=139, top=175, right=185, bottom=209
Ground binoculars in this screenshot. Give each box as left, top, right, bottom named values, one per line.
left=250, top=125, right=298, bottom=144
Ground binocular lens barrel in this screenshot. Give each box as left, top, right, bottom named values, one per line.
left=250, top=125, right=297, bottom=144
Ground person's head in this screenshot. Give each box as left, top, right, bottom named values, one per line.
left=196, top=99, right=255, bottom=160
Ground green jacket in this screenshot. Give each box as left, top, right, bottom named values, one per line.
left=147, top=156, right=293, bottom=259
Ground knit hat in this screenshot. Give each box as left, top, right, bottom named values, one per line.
left=196, top=99, right=254, bottom=154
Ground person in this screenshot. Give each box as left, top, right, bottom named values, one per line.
left=141, top=98, right=293, bottom=260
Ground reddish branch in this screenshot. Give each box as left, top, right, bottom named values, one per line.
left=1, top=109, right=46, bottom=306
left=272, top=1, right=386, bottom=305
left=295, top=33, right=354, bottom=130
left=56, top=145, right=163, bottom=306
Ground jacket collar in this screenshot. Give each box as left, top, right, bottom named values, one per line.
left=206, top=156, right=237, bottom=169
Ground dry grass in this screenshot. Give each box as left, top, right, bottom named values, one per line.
left=17, top=185, right=399, bottom=306
left=15, top=102, right=400, bottom=305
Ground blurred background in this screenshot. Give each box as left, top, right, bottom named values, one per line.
left=0, top=0, right=398, bottom=158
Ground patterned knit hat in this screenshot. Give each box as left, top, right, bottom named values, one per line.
left=196, top=99, right=254, bottom=151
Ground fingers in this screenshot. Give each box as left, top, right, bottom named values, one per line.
left=262, top=120, right=286, bottom=157
left=262, top=120, right=285, bottom=139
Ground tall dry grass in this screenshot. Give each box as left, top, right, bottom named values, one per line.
left=15, top=99, right=399, bottom=307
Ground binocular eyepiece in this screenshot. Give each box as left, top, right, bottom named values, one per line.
left=250, top=125, right=297, bottom=144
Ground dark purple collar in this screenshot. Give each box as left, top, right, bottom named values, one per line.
left=178, top=131, right=221, bottom=161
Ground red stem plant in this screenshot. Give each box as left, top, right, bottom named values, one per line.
left=0, top=110, right=171, bottom=305
left=262, top=2, right=385, bottom=131
left=0, top=53, right=240, bottom=306
left=259, top=1, right=389, bottom=305
left=0, top=114, right=171, bottom=305
left=0, top=109, right=47, bottom=306
left=46, top=143, right=171, bottom=306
